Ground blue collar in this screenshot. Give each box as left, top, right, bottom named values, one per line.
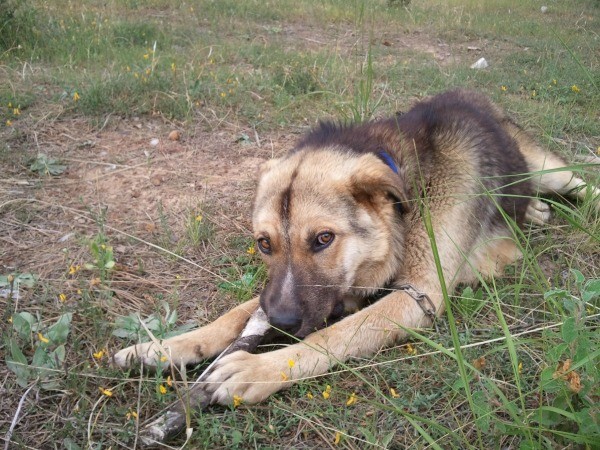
left=377, top=149, right=398, bottom=174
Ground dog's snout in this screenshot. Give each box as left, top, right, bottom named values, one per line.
left=268, top=311, right=301, bottom=331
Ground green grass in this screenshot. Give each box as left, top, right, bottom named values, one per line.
left=1, top=0, right=599, bottom=448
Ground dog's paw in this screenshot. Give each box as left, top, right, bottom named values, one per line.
left=205, top=351, right=291, bottom=405
left=525, top=199, right=551, bottom=225
left=112, top=342, right=170, bottom=370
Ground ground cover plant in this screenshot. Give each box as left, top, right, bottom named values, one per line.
left=1, top=0, right=599, bottom=448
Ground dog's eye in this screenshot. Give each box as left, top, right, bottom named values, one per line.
left=314, top=232, right=334, bottom=251
left=257, top=238, right=272, bottom=254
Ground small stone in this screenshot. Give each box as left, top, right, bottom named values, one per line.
left=168, top=130, right=181, bottom=141
left=541, top=6, right=548, bottom=13
left=470, top=57, right=489, bottom=69
left=150, top=175, right=162, bottom=186
left=150, top=138, right=160, bottom=146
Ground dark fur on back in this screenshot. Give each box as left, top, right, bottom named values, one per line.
left=295, top=90, right=532, bottom=227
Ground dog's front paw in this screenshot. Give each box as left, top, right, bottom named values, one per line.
left=205, top=351, right=291, bottom=405
left=112, top=341, right=171, bottom=370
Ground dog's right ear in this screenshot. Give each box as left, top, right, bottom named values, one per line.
left=258, top=157, right=282, bottom=176
left=349, top=154, right=409, bottom=213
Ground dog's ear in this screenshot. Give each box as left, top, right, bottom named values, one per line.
left=258, top=157, right=282, bottom=176
left=349, top=154, right=409, bottom=213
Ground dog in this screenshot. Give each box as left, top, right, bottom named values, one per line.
left=114, top=89, right=598, bottom=406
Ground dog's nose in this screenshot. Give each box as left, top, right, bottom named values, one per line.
left=268, top=312, right=301, bottom=331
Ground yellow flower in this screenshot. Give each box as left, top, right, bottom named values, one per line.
left=346, top=392, right=357, bottom=406
left=126, top=410, right=138, bottom=421
left=143, top=53, right=149, bottom=59
left=500, top=85, right=507, bottom=91
left=405, top=343, right=417, bottom=356
left=73, top=92, right=80, bottom=102
left=159, top=384, right=167, bottom=395
left=7, top=102, right=11, bottom=107
left=126, top=65, right=131, bottom=72
left=160, top=355, right=168, bottom=363
left=77, top=289, right=82, bottom=295
left=6, top=120, right=12, bottom=126
left=531, top=90, right=536, bottom=98
left=390, top=388, right=400, bottom=398
left=145, top=68, right=151, bottom=76
left=246, top=246, right=256, bottom=255
left=233, top=395, right=243, bottom=408
left=333, top=431, right=341, bottom=445
left=59, top=293, right=67, bottom=302
left=287, top=359, right=295, bottom=368
left=38, top=332, right=50, bottom=344
left=322, top=384, right=332, bottom=400
left=220, top=92, right=226, bottom=98
left=195, top=214, right=203, bottom=222
left=571, top=85, right=580, bottom=93
left=99, top=387, right=113, bottom=397
left=8, top=316, right=13, bottom=323
left=171, top=62, right=176, bottom=72
left=166, top=376, right=172, bottom=387
left=280, top=371, right=289, bottom=381
left=13, top=107, right=20, bottom=116
left=93, top=350, right=105, bottom=360
left=68, top=264, right=80, bottom=275
left=552, top=79, right=557, bottom=85
left=306, top=392, right=314, bottom=399
left=518, top=361, right=523, bottom=373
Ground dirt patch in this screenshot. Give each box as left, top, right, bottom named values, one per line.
left=0, top=116, right=300, bottom=322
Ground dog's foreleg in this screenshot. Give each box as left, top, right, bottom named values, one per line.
left=113, top=297, right=260, bottom=370
left=204, top=289, right=434, bottom=405
left=138, top=307, right=271, bottom=447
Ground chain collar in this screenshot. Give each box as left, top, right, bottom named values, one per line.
left=395, top=283, right=438, bottom=332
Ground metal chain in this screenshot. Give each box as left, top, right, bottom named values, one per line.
left=396, top=283, right=439, bottom=333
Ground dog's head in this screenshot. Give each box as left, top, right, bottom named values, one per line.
left=252, top=148, right=408, bottom=337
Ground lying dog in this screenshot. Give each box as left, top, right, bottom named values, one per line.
left=114, top=89, right=598, bottom=407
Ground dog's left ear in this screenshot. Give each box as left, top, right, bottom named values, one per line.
left=349, top=154, right=409, bottom=213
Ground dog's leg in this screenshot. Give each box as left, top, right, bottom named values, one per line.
left=203, top=285, right=437, bottom=405
left=511, top=124, right=600, bottom=207
left=525, top=199, right=552, bottom=225
left=112, top=297, right=259, bottom=370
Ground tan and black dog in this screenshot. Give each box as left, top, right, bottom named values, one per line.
left=114, top=90, right=598, bottom=405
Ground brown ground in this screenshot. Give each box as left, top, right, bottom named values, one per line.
left=0, top=115, right=300, bottom=325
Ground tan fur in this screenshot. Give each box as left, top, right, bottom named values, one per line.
left=114, top=90, right=598, bottom=406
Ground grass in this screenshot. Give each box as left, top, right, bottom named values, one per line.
left=1, top=0, right=599, bottom=448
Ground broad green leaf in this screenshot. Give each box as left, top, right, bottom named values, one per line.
left=561, top=317, right=577, bottom=344
left=47, top=313, right=72, bottom=344
left=582, top=279, right=600, bottom=303
left=12, top=312, right=35, bottom=340
left=7, top=339, right=31, bottom=387
left=571, top=269, right=585, bottom=285
left=472, top=390, right=491, bottom=432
